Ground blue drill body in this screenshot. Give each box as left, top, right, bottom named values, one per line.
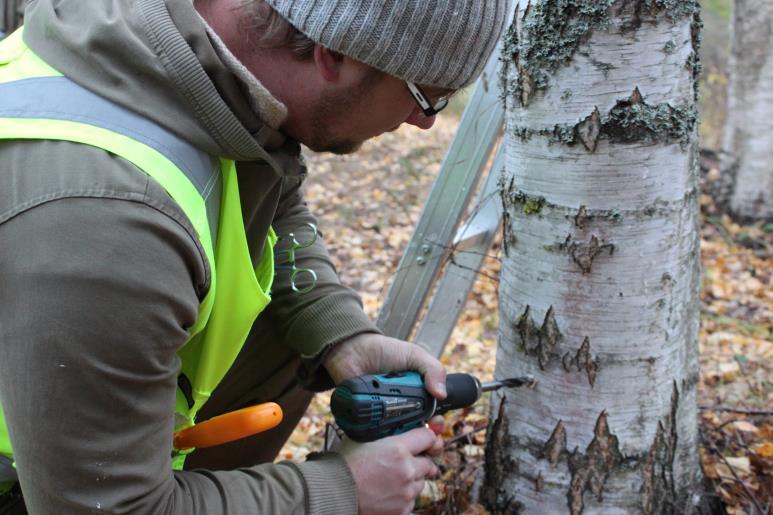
left=330, top=371, right=481, bottom=442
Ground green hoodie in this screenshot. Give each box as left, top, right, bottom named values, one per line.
left=0, top=0, right=378, bottom=512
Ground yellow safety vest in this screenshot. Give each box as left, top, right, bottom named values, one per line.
left=0, top=28, right=276, bottom=475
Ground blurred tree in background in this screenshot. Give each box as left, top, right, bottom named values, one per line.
left=0, top=0, right=25, bottom=38
left=719, top=0, right=773, bottom=221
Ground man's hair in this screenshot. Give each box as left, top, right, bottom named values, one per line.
left=235, top=0, right=315, bottom=59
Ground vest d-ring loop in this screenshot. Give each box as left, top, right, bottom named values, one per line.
left=274, top=223, right=318, bottom=294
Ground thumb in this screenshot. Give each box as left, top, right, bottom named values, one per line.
left=409, top=345, right=447, bottom=400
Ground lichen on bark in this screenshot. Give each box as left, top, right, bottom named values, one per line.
left=501, top=186, right=548, bottom=215
left=510, top=88, right=698, bottom=150
left=501, top=0, right=615, bottom=105
left=603, top=88, right=697, bottom=148
left=622, top=0, right=700, bottom=28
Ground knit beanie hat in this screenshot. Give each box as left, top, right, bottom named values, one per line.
left=263, top=0, right=511, bottom=90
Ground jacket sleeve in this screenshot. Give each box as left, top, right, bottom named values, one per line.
left=0, top=142, right=357, bottom=514
left=266, top=159, right=382, bottom=390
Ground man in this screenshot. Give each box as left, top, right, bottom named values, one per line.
left=0, top=0, right=507, bottom=512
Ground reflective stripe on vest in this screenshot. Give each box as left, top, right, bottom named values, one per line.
left=0, top=28, right=277, bottom=470
left=0, top=76, right=223, bottom=244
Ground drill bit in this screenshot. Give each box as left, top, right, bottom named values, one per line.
left=481, top=375, right=536, bottom=392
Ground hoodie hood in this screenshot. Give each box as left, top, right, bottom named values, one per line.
left=23, top=0, right=288, bottom=161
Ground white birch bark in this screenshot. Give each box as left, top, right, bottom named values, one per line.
left=481, top=2, right=705, bottom=513
left=722, top=0, right=773, bottom=221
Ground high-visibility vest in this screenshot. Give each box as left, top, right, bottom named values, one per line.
left=0, top=28, right=277, bottom=474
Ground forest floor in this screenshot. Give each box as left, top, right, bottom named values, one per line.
left=280, top=114, right=772, bottom=514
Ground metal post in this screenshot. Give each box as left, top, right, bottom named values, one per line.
left=375, top=44, right=505, bottom=341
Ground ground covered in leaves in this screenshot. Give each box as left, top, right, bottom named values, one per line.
left=278, top=114, right=771, bottom=513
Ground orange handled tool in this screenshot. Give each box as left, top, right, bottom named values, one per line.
left=173, top=402, right=283, bottom=450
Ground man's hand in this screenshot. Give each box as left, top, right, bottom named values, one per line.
left=324, top=333, right=447, bottom=400
left=340, top=426, right=443, bottom=515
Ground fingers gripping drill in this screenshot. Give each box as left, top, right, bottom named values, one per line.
left=173, top=371, right=534, bottom=449
left=330, top=371, right=535, bottom=442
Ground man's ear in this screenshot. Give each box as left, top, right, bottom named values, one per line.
left=313, top=44, right=346, bottom=82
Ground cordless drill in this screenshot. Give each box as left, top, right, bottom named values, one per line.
left=330, top=371, right=534, bottom=442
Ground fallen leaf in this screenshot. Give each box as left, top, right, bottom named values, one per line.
left=719, top=361, right=741, bottom=381
left=704, top=460, right=719, bottom=479
left=752, top=442, right=773, bottom=459
left=463, top=445, right=484, bottom=458
left=462, top=503, right=492, bottom=515
left=730, top=420, right=758, bottom=433
left=724, top=456, right=751, bottom=476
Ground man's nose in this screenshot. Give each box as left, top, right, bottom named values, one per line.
left=405, top=108, right=436, bottom=130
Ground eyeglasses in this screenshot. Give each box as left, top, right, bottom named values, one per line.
left=406, top=82, right=449, bottom=117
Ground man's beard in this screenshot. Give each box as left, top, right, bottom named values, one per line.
left=308, top=131, right=364, bottom=155
left=305, top=69, right=383, bottom=155
left=306, top=93, right=365, bottom=154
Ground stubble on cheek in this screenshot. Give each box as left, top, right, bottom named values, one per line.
left=305, top=69, right=387, bottom=155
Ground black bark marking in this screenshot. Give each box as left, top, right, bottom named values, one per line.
left=544, top=420, right=568, bottom=468
left=575, top=337, right=599, bottom=387
left=515, top=305, right=563, bottom=369
left=567, top=411, right=623, bottom=515
left=575, top=205, right=590, bottom=229
left=535, top=471, right=545, bottom=492
left=481, top=397, right=523, bottom=514
left=519, top=63, right=535, bottom=107
left=630, top=86, right=643, bottom=104
left=498, top=174, right=518, bottom=257
left=660, top=272, right=674, bottom=291
left=640, top=382, right=680, bottom=514
left=543, top=234, right=615, bottom=274
left=538, top=306, right=560, bottom=369
left=560, top=338, right=600, bottom=386
left=570, top=234, right=614, bottom=274
left=516, top=305, right=537, bottom=353
left=576, top=108, right=601, bottom=152
left=562, top=352, right=574, bottom=371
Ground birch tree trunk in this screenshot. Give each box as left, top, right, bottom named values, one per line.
left=481, top=2, right=707, bottom=513
left=0, top=0, right=26, bottom=37
left=721, top=0, right=773, bottom=221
